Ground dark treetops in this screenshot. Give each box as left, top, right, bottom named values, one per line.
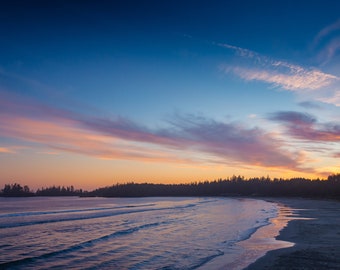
left=2, top=174, right=339, bottom=199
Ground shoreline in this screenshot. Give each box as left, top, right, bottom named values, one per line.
left=244, top=198, right=340, bottom=270
left=198, top=197, right=294, bottom=270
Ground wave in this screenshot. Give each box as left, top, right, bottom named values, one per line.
left=0, top=198, right=282, bottom=270
left=0, top=203, right=157, bottom=218
left=190, top=249, right=224, bottom=270
left=0, top=220, right=173, bottom=269
left=0, top=202, right=198, bottom=229
left=213, top=207, right=278, bottom=253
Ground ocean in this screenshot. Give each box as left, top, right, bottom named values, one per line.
left=0, top=197, right=291, bottom=269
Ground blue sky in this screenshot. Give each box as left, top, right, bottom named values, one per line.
left=0, top=0, right=339, bottom=189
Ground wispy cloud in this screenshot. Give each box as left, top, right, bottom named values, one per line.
left=333, top=152, right=340, bottom=158
left=218, top=40, right=339, bottom=105
left=298, top=101, right=323, bottom=110
left=0, top=94, right=308, bottom=172
left=268, top=111, right=340, bottom=142
left=317, top=90, right=340, bottom=107
left=164, top=114, right=303, bottom=169
left=218, top=42, right=338, bottom=91
left=314, top=19, right=340, bottom=43
left=312, top=18, right=340, bottom=64
left=0, top=147, right=15, bottom=154
left=216, top=42, right=258, bottom=59
left=0, top=114, right=195, bottom=164
left=317, top=37, right=340, bottom=65
left=268, top=111, right=316, bottom=125
left=223, top=65, right=337, bottom=91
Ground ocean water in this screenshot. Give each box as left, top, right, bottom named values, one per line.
left=0, top=197, right=286, bottom=269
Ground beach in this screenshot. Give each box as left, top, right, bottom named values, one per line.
left=1, top=197, right=339, bottom=269
left=0, top=197, right=281, bottom=269
left=245, top=198, right=340, bottom=270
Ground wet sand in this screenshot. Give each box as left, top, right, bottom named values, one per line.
left=245, top=198, right=340, bottom=270
left=200, top=198, right=295, bottom=270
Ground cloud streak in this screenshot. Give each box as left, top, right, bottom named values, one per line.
left=0, top=147, right=14, bottom=154
left=317, top=90, right=340, bottom=106
left=219, top=42, right=338, bottom=91
left=218, top=40, right=339, bottom=105
left=314, top=19, right=340, bottom=43
left=0, top=94, right=307, bottom=172
left=298, top=101, right=323, bottom=110
left=268, top=111, right=340, bottom=142
left=223, top=65, right=337, bottom=91
left=0, top=114, right=195, bottom=164
left=163, top=114, right=303, bottom=169
left=313, top=18, right=340, bottom=64
left=216, top=42, right=258, bottom=59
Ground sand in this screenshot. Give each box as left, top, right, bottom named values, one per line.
left=244, top=198, right=340, bottom=270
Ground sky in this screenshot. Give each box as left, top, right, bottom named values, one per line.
left=0, top=0, right=340, bottom=190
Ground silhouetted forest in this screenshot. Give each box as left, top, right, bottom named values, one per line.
left=36, top=186, right=83, bottom=196
left=0, top=183, right=82, bottom=197
left=0, top=183, right=35, bottom=197
left=87, top=174, right=340, bottom=199
left=1, top=174, right=339, bottom=199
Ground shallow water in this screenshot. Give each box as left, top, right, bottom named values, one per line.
left=0, top=197, right=281, bottom=269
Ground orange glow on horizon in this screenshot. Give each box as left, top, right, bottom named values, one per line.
left=0, top=111, right=336, bottom=191
left=0, top=148, right=330, bottom=191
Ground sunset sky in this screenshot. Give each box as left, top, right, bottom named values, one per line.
left=1, top=0, right=340, bottom=190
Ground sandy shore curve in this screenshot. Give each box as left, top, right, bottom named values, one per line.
left=244, top=198, right=340, bottom=270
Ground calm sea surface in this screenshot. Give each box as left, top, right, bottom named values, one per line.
left=0, top=197, right=283, bottom=269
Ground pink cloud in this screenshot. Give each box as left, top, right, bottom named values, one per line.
left=0, top=147, right=15, bottom=154
left=218, top=41, right=340, bottom=106
left=0, top=115, right=191, bottom=163
left=224, top=66, right=337, bottom=91
left=165, top=114, right=303, bottom=169
left=318, top=91, right=340, bottom=107
left=268, top=111, right=340, bottom=142
left=0, top=94, right=309, bottom=172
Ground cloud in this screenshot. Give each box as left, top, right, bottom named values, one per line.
left=268, top=111, right=340, bottom=142
left=317, top=37, right=340, bottom=64
left=268, top=111, right=316, bottom=125
left=216, top=42, right=258, bottom=59
left=164, top=114, right=303, bottom=169
left=298, top=101, right=323, bottom=110
left=218, top=41, right=340, bottom=106
left=79, top=116, right=185, bottom=149
left=0, top=147, right=15, bottom=154
left=0, top=114, right=195, bottom=164
left=82, top=113, right=307, bottom=171
left=313, top=18, right=340, bottom=64
left=222, top=61, right=337, bottom=91
left=314, top=19, right=340, bottom=42
left=0, top=94, right=307, bottom=172
left=317, top=90, right=340, bottom=106
left=333, top=152, right=340, bottom=158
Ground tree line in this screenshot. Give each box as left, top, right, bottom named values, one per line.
left=2, top=174, right=338, bottom=199
left=87, top=174, right=340, bottom=199
left=1, top=183, right=35, bottom=197
left=0, top=183, right=83, bottom=197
